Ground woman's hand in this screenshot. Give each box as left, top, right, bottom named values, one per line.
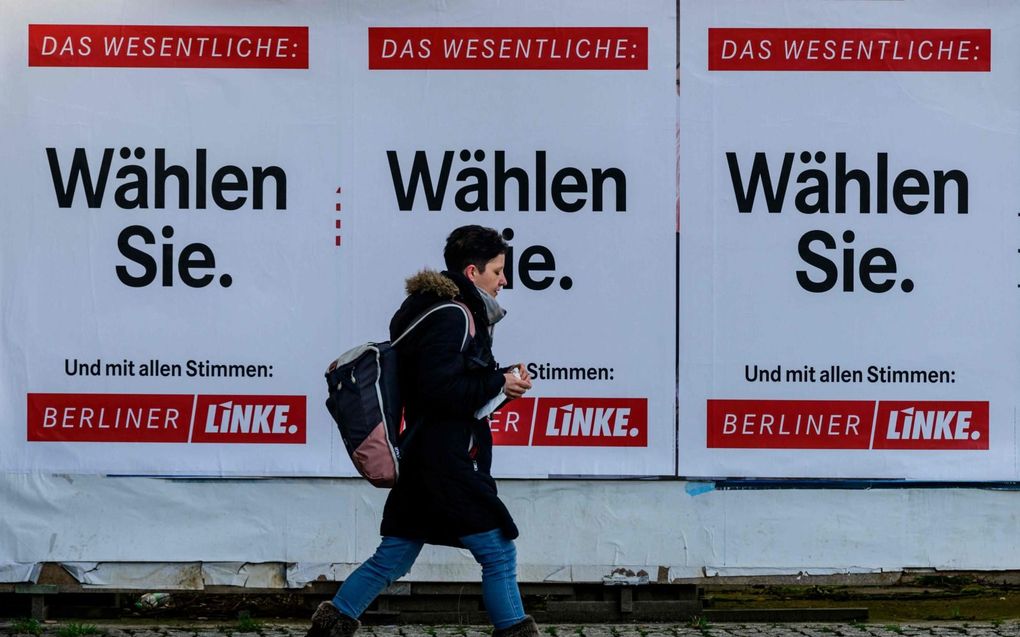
left=503, top=364, right=533, bottom=399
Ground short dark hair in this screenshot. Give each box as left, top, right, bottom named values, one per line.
left=444, top=225, right=508, bottom=273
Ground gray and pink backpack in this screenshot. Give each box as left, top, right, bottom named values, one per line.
left=324, top=302, right=474, bottom=487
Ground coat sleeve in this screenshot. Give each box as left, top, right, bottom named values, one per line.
left=411, top=308, right=505, bottom=418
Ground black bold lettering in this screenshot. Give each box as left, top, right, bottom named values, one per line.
left=252, top=166, right=287, bottom=210
left=859, top=248, right=897, bottom=293
left=387, top=150, right=453, bottom=211
left=178, top=243, right=216, bottom=287
left=211, top=165, right=248, bottom=210
left=796, top=229, right=837, bottom=293
left=47, top=147, right=113, bottom=208
left=551, top=168, right=587, bottom=213
left=727, top=152, right=793, bottom=213
left=591, top=167, right=626, bottom=212
left=519, top=245, right=555, bottom=290
left=116, top=225, right=157, bottom=287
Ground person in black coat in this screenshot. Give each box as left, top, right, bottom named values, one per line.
left=307, top=226, right=537, bottom=637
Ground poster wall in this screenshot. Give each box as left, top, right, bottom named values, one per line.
left=677, top=0, right=1020, bottom=479
left=0, top=1, right=677, bottom=477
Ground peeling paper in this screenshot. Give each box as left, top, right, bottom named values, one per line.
left=61, top=562, right=203, bottom=589
left=60, top=562, right=100, bottom=583
left=6, top=477, right=1019, bottom=580
left=603, top=568, right=650, bottom=585
left=0, top=562, right=42, bottom=583
left=286, top=562, right=358, bottom=589
left=664, top=565, right=704, bottom=580
left=202, top=562, right=286, bottom=588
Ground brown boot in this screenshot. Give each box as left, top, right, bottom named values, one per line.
left=305, top=601, right=360, bottom=637
left=492, top=616, right=539, bottom=637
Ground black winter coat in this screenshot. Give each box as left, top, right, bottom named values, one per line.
left=380, top=269, right=519, bottom=547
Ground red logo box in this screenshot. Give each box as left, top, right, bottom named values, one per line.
left=707, top=399, right=875, bottom=449
left=531, top=397, right=647, bottom=447
left=27, top=393, right=193, bottom=443
left=872, top=401, right=989, bottom=450
left=489, top=397, right=536, bottom=446
left=191, top=395, right=306, bottom=444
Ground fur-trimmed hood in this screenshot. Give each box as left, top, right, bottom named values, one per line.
left=404, top=269, right=459, bottom=298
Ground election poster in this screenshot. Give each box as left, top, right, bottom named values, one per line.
left=677, top=0, right=1020, bottom=479
left=336, top=1, right=677, bottom=478
left=0, top=1, right=678, bottom=477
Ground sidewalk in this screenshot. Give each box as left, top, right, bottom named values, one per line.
left=3, top=622, right=1020, bottom=637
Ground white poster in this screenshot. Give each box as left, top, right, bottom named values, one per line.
left=677, top=0, right=1020, bottom=479
left=338, top=2, right=677, bottom=478
left=0, top=1, right=677, bottom=477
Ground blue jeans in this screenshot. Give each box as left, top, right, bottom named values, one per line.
left=332, top=529, right=526, bottom=629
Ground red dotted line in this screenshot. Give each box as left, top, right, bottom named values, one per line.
left=335, top=186, right=342, bottom=247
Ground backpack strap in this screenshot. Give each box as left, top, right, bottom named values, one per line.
left=392, top=301, right=474, bottom=351
left=392, top=301, right=477, bottom=460
left=452, top=300, right=476, bottom=344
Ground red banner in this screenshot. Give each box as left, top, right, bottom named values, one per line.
left=490, top=397, right=649, bottom=447
left=28, top=393, right=307, bottom=444
left=28, top=393, right=193, bottom=443
left=708, top=399, right=875, bottom=449
left=28, top=25, right=308, bottom=68
left=873, top=401, right=989, bottom=450
left=489, top=398, right=536, bottom=446
left=708, top=399, right=990, bottom=450
left=191, top=395, right=306, bottom=444
left=368, top=27, right=647, bottom=70
left=531, top=397, right=648, bottom=447
left=708, top=28, right=990, bottom=72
